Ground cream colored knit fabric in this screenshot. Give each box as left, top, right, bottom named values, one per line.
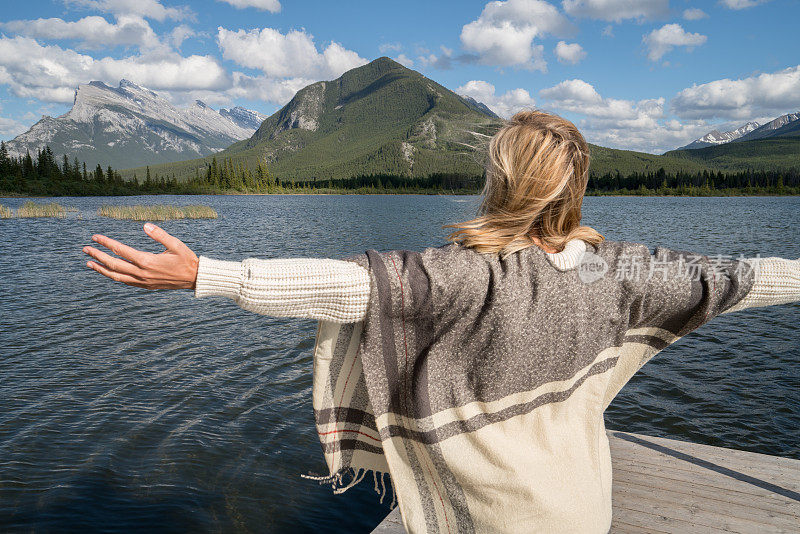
left=194, top=256, right=371, bottom=323
left=723, top=256, right=800, bottom=314
left=194, top=248, right=800, bottom=321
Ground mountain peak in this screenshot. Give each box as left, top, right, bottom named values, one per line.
left=679, top=120, right=761, bottom=150
left=8, top=79, right=265, bottom=169
left=119, top=79, right=141, bottom=90
left=736, top=112, right=800, bottom=142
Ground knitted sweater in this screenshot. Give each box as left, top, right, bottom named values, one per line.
left=195, top=240, right=800, bottom=533
left=194, top=239, right=800, bottom=322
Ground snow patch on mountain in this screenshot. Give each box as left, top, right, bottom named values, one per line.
left=6, top=80, right=265, bottom=169
left=681, top=121, right=760, bottom=150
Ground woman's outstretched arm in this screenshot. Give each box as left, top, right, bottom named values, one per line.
left=193, top=256, right=370, bottom=323
left=83, top=223, right=370, bottom=323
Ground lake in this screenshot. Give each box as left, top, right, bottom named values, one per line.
left=0, top=194, right=798, bottom=533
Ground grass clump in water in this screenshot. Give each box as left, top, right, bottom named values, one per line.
left=98, top=204, right=218, bottom=220
left=0, top=205, right=11, bottom=218
left=17, top=201, right=67, bottom=218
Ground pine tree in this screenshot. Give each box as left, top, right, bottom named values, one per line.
left=73, top=157, right=82, bottom=181
left=62, top=154, right=71, bottom=179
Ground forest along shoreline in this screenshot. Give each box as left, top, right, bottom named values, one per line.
left=1, top=144, right=798, bottom=197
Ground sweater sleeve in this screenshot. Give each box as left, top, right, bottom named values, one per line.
left=628, top=246, right=756, bottom=342
left=601, top=246, right=794, bottom=410
left=721, top=256, right=800, bottom=314
left=626, top=248, right=799, bottom=336
left=193, top=256, right=371, bottom=323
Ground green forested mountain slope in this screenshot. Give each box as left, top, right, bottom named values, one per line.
left=663, top=137, right=800, bottom=171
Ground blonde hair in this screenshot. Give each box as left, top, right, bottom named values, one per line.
left=446, top=110, right=603, bottom=258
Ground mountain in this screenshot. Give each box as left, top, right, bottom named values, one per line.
left=220, top=106, right=267, bottom=130
left=461, top=96, right=500, bottom=119
left=735, top=112, right=800, bottom=142
left=664, top=136, right=800, bottom=171
left=124, top=57, right=503, bottom=181
left=6, top=80, right=266, bottom=169
left=125, top=58, right=794, bottom=183
left=679, top=121, right=760, bottom=150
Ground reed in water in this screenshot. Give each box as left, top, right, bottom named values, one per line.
left=98, top=204, right=218, bottom=220
left=16, top=201, right=67, bottom=218
left=0, top=204, right=11, bottom=218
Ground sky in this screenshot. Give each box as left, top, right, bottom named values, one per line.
left=0, top=0, right=797, bottom=154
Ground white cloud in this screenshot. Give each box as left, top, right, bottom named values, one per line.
left=64, top=0, right=191, bottom=21
left=417, top=46, right=455, bottom=70
left=682, top=8, right=708, bottom=20
left=540, top=79, right=641, bottom=118
left=719, top=0, right=770, bottom=9
left=216, top=0, right=281, bottom=12
left=165, top=71, right=308, bottom=108
left=671, top=65, right=800, bottom=120
left=457, top=80, right=536, bottom=118
left=562, top=0, right=668, bottom=22
left=602, top=25, right=614, bottom=37
left=0, top=36, right=229, bottom=103
left=1, top=15, right=160, bottom=50
left=643, top=23, right=706, bottom=62
left=225, top=72, right=309, bottom=104
left=554, top=41, right=586, bottom=64
left=0, top=116, right=28, bottom=138
left=379, top=42, right=403, bottom=53
left=217, top=27, right=366, bottom=79
left=395, top=54, right=414, bottom=68
left=460, top=0, right=573, bottom=70
left=537, top=78, right=707, bottom=153
left=169, top=25, right=196, bottom=48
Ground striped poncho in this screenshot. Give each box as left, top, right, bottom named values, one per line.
left=195, top=239, right=799, bottom=533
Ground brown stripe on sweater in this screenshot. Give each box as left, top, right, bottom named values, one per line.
left=381, top=355, right=619, bottom=445
left=404, top=250, right=475, bottom=534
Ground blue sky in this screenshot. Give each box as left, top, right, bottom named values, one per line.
left=0, top=0, right=797, bottom=153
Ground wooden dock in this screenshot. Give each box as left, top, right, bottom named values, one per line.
left=371, top=429, right=800, bottom=533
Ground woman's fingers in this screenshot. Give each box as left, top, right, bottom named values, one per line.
left=84, top=226, right=197, bottom=290
left=143, top=223, right=189, bottom=254
left=91, top=233, right=148, bottom=267
left=83, top=245, right=146, bottom=277
left=86, top=260, right=147, bottom=287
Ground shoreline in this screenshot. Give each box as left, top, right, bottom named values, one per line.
left=3, top=190, right=799, bottom=198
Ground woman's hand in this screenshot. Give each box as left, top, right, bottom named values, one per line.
left=83, top=223, right=199, bottom=290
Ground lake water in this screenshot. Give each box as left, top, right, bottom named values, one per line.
left=0, top=194, right=798, bottom=533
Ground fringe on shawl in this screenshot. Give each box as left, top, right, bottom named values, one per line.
left=301, top=467, right=397, bottom=508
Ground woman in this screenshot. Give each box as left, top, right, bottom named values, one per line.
left=83, top=111, right=799, bottom=533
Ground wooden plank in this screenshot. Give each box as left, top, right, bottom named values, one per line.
left=371, top=507, right=403, bottom=534
left=610, top=516, right=674, bottom=534
left=610, top=507, right=732, bottom=534
left=371, top=430, right=800, bottom=533
left=612, top=466, right=798, bottom=516
left=608, top=431, right=800, bottom=480
left=607, top=432, right=800, bottom=495
left=611, top=478, right=800, bottom=532
left=608, top=443, right=799, bottom=485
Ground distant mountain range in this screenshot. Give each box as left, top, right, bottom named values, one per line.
left=679, top=112, right=800, bottom=150
left=127, top=58, right=800, bottom=182
left=680, top=122, right=760, bottom=150
left=5, top=57, right=798, bottom=181
left=5, top=80, right=266, bottom=169
left=125, top=57, right=504, bottom=181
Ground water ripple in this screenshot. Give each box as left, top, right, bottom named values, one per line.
left=1, top=194, right=798, bottom=532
